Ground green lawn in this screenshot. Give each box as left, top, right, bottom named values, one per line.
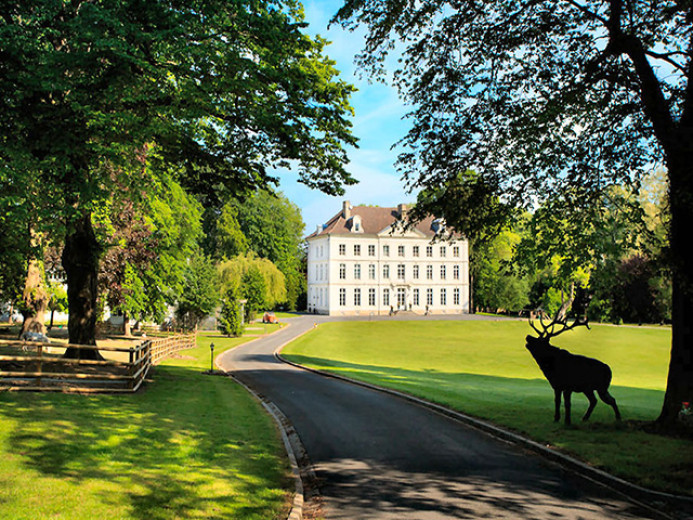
left=0, top=332, right=292, bottom=520
left=282, top=320, right=693, bottom=496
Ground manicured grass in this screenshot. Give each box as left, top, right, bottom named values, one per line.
left=0, top=331, right=292, bottom=520
left=282, top=320, right=693, bottom=496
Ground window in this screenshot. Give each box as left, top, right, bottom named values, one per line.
left=368, top=244, right=376, bottom=256
left=441, top=288, right=447, bottom=305
left=397, top=264, right=405, bottom=280
left=369, top=288, right=376, bottom=306
left=453, top=265, right=460, bottom=280
left=383, top=288, right=390, bottom=306
left=369, top=264, right=376, bottom=280
left=413, top=265, right=420, bottom=279
left=426, top=265, right=433, bottom=280
left=454, top=288, right=460, bottom=305
left=413, top=245, right=420, bottom=257
left=426, top=245, right=433, bottom=257
left=398, top=245, right=405, bottom=257
left=339, top=288, right=346, bottom=306
left=339, top=263, right=346, bottom=279
left=354, top=288, right=361, bottom=306
left=440, top=265, right=446, bottom=280
left=426, top=288, right=433, bottom=306
left=354, top=244, right=361, bottom=256
left=383, top=245, right=390, bottom=256
left=354, top=264, right=361, bottom=280
left=453, top=246, right=460, bottom=257
left=339, top=244, right=346, bottom=255
left=383, top=264, right=390, bottom=278
left=440, top=246, right=446, bottom=257
left=413, top=288, right=420, bottom=306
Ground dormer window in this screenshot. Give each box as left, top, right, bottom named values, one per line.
left=351, top=215, right=363, bottom=233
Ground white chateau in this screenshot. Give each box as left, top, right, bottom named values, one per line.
left=306, top=201, right=470, bottom=316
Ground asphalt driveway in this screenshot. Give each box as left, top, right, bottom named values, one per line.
left=218, top=315, right=663, bottom=519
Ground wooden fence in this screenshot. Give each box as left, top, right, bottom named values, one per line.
left=0, top=333, right=197, bottom=393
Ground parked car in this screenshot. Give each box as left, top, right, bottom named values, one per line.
left=262, top=312, right=278, bottom=324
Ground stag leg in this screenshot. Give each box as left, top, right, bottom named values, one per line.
left=563, top=390, right=572, bottom=425
left=598, top=389, right=621, bottom=421
left=583, top=390, right=598, bottom=421
left=554, top=389, right=561, bottom=422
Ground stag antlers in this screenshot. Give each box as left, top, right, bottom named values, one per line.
left=529, top=312, right=590, bottom=339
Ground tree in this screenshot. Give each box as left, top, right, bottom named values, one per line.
left=216, top=205, right=249, bottom=260
left=218, top=254, right=287, bottom=313
left=473, top=230, right=529, bottom=314
left=413, top=170, right=514, bottom=312
left=98, top=195, right=157, bottom=336
left=336, top=1, right=693, bottom=426
left=211, top=189, right=306, bottom=309
left=218, top=287, right=244, bottom=337
left=46, top=280, right=68, bottom=330
left=175, top=255, right=219, bottom=330
left=1, top=1, right=357, bottom=354
left=241, top=266, right=267, bottom=323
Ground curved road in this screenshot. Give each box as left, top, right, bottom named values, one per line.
left=218, top=316, right=662, bottom=520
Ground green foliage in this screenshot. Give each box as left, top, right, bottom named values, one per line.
left=241, top=266, right=267, bottom=323
left=175, top=255, right=219, bottom=329
left=413, top=170, right=514, bottom=242
left=338, top=0, right=691, bottom=423
left=216, top=205, right=249, bottom=259
left=210, top=189, right=306, bottom=310
left=46, top=281, right=67, bottom=314
left=1, top=0, right=357, bottom=344
left=144, top=179, right=204, bottom=321
left=219, top=288, right=244, bottom=337
left=473, top=229, right=529, bottom=313
left=218, top=254, right=287, bottom=313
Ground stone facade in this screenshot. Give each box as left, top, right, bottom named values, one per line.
left=306, top=201, right=470, bottom=316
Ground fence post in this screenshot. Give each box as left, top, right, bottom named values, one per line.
left=37, top=344, right=43, bottom=389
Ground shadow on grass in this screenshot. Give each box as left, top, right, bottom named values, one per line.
left=281, top=354, right=693, bottom=497
left=283, top=354, right=665, bottom=422
left=0, top=364, right=291, bottom=520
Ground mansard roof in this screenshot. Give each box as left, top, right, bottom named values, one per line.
left=306, top=203, right=444, bottom=239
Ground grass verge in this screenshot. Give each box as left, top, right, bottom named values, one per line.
left=0, top=331, right=292, bottom=520
left=282, top=319, right=692, bottom=496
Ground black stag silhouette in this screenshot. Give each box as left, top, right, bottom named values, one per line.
left=525, top=312, right=621, bottom=425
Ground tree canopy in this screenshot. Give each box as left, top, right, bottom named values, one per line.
left=336, top=0, right=693, bottom=425
left=0, top=0, right=358, bottom=348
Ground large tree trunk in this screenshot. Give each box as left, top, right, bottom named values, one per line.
left=62, top=213, right=104, bottom=360
left=657, top=148, right=693, bottom=426
left=123, top=311, right=131, bottom=337
left=658, top=277, right=693, bottom=424
left=18, top=255, right=49, bottom=337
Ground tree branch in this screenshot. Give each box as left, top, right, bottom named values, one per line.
left=643, top=49, right=687, bottom=74
left=564, top=0, right=608, bottom=25
left=605, top=0, right=675, bottom=148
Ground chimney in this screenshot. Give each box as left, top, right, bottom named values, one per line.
left=342, top=200, right=351, bottom=219
left=316, top=225, right=321, bottom=235
left=398, top=203, right=408, bottom=219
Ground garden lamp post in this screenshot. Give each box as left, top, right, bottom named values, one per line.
left=210, top=342, right=215, bottom=372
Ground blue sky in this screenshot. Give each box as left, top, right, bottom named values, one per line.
left=273, top=0, right=414, bottom=235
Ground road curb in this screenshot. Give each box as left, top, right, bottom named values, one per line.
left=215, top=323, right=306, bottom=520
left=274, top=346, right=693, bottom=519
left=227, top=374, right=305, bottom=520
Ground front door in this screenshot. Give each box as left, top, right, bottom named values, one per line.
left=397, top=288, right=406, bottom=309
